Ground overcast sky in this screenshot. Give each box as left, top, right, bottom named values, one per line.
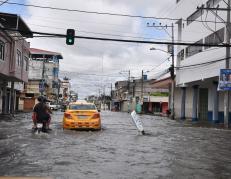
left=2, top=0, right=177, bottom=98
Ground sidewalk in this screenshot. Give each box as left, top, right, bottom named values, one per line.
left=175, top=118, right=227, bottom=129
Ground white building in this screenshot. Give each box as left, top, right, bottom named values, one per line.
left=173, top=0, right=231, bottom=123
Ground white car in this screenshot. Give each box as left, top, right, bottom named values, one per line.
left=49, top=102, right=59, bottom=110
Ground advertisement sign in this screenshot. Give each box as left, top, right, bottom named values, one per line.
left=218, top=69, right=231, bottom=91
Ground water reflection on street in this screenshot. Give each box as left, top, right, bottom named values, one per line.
left=0, top=111, right=231, bottom=179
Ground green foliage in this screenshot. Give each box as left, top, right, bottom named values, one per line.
left=150, top=92, right=169, bottom=97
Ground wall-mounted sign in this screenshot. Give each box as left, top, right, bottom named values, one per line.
left=218, top=69, right=231, bottom=91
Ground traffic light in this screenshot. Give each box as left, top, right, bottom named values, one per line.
left=66, top=29, right=75, bottom=45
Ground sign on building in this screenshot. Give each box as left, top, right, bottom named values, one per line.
left=218, top=69, right=231, bottom=91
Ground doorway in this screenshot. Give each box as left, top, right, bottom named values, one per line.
left=199, top=88, right=208, bottom=121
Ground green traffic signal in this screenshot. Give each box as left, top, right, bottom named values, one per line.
left=66, top=29, right=75, bottom=45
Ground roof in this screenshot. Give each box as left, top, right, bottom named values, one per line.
left=0, top=12, right=33, bottom=37
left=30, top=48, right=63, bottom=59
left=151, top=77, right=172, bottom=89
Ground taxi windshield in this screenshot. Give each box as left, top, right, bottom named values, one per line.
left=69, top=104, right=96, bottom=110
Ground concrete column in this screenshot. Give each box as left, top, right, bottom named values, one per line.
left=180, top=87, right=186, bottom=120
left=2, top=81, right=7, bottom=114
left=168, top=83, right=171, bottom=109
left=212, top=81, right=219, bottom=123
left=10, top=81, right=15, bottom=114
left=192, top=85, right=199, bottom=121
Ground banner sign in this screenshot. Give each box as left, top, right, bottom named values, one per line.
left=218, top=69, right=231, bottom=91
left=39, top=80, right=45, bottom=93
left=131, top=110, right=144, bottom=133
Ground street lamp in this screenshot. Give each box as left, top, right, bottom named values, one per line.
left=150, top=47, right=171, bottom=55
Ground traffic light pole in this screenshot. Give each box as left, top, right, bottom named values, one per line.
left=170, top=23, right=175, bottom=120
left=224, top=0, right=230, bottom=128
left=141, top=70, right=144, bottom=104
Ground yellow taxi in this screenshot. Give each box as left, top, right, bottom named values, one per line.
left=63, top=101, right=101, bottom=130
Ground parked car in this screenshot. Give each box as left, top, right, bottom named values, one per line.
left=63, top=101, right=101, bottom=130
left=49, top=102, right=59, bottom=110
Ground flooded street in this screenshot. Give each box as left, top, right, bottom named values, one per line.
left=0, top=111, right=231, bottom=179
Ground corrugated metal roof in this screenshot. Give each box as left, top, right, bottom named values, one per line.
left=30, top=48, right=63, bottom=59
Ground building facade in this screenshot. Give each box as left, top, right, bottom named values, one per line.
left=173, top=0, right=231, bottom=123
left=0, top=12, right=32, bottom=114
left=112, top=78, right=169, bottom=114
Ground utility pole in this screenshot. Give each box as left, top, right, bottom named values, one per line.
left=111, top=83, right=113, bottom=111
left=98, top=88, right=101, bottom=109
left=141, top=70, right=144, bottom=103
left=128, top=70, right=130, bottom=98
left=41, top=54, right=45, bottom=96
left=111, top=83, right=113, bottom=98
left=147, top=23, right=175, bottom=119
left=103, top=86, right=105, bottom=110
left=224, top=0, right=230, bottom=128
left=128, top=70, right=130, bottom=89
left=170, top=23, right=175, bottom=120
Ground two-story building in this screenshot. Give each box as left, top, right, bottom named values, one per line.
left=112, top=77, right=169, bottom=114
left=173, top=0, right=231, bottom=123
left=0, top=12, right=32, bottom=114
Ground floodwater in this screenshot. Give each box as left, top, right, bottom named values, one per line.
left=0, top=111, right=231, bottom=179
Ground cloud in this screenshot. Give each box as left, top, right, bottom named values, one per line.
left=25, top=0, right=174, bottom=98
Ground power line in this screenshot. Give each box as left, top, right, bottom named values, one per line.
left=177, top=56, right=226, bottom=69
left=0, top=0, right=8, bottom=6
left=28, top=23, right=166, bottom=40
left=147, top=56, right=171, bottom=73
left=0, top=1, right=227, bottom=24
left=28, top=23, right=203, bottom=43
left=2, top=27, right=231, bottom=47
left=0, top=1, right=176, bottom=19
left=200, top=8, right=226, bottom=46
left=24, top=14, right=224, bottom=44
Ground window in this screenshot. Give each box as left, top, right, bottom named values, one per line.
left=17, top=49, right=22, bottom=67
left=204, top=27, right=224, bottom=49
left=24, top=56, right=28, bottom=71
left=69, top=104, right=96, bottom=110
left=0, top=41, right=4, bottom=61
left=187, top=8, right=204, bottom=25
left=186, top=39, right=203, bottom=58
left=177, top=49, right=184, bottom=61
